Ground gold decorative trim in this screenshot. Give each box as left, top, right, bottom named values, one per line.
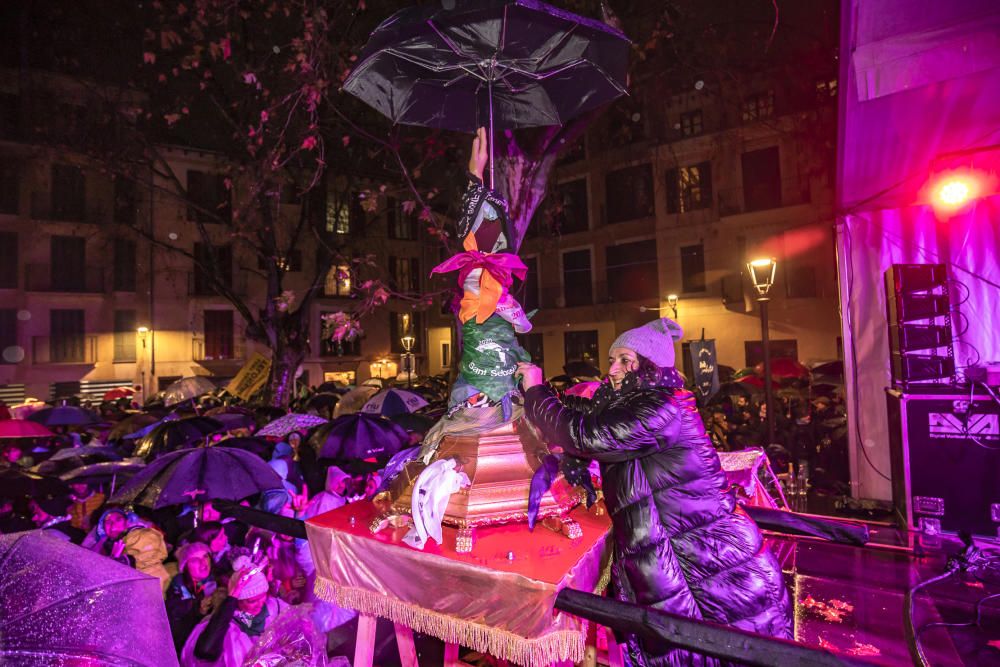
left=314, top=578, right=586, bottom=667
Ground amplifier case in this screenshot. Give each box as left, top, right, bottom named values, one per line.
left=887, top=389, right=1000, bottom=537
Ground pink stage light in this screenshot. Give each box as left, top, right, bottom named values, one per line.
left=925, top=168, right=996, bottom=218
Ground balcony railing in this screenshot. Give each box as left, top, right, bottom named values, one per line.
left=25, top=264, right=106, bottom=293
left=187, top=271, right=247, bottom=297
left=717, top=178, right=811, bottom=217
left=32, top=335, right=98, bottom=365
left=192, top=336, right=246, bottom=361
left=537, top=280, right=661, bottom=310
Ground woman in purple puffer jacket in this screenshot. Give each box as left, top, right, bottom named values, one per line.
left=516, top=318, right=792, bottom=667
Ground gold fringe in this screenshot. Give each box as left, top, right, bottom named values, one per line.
left=315, top=578, right=585, bottom=667
left=593, top=555, right=613, bottom=595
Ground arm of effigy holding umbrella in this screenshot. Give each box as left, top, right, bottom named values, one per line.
left=212, top=499, right=306, bottom=539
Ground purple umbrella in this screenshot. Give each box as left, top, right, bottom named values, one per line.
left=26, top=405, right=100, bottom=427
left=109, top=446, right=284, bottom=509
left=0, top=530, right=178, bottom=666
left=307, top=413, right=409, bottom=462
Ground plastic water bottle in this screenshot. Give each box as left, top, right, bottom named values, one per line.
left=796, top=460, right=810, bottom=511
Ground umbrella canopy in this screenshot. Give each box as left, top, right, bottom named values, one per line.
left=162, top=376, right=217, bottom=407
left=361, top=377, right=385, bottom=388
left=110, top=446, right=284, bottom=509
left=0, top=419, right=54, bottom=439
left=102, top=386, right=135, bottom=402
left=256, top=413, right=328, bottom=438
left=0, top=530, right=178, bottom=667
left=0, top=468, right=69, bottom=499
left=334, top=385, right=380, bottom=417
left=388, top=412, right=435, bottom=436
left=754, top=357, right=809, bottom=380
left=343, top=0, right=629, bottom=133
left=731, top=367, right=756, bottom=380
left=59, top=459, right=146, bottom=486
left=208, top=411, right=256, bottom=432
left=9, top=399, right=46, bottom=420
left=316, top=381, right=350, bottom=394
left=32, top=446, right=122, bottom=476
left=362, top=388, right=429, bottom=418
left=107, top=412, right=161, bottom=441
left=810, top=360, right=844, bottom=378
left=27, top=406, right=100, bottom=427
left=131, top=416, right=224, bottom=460
left=215, top=436, right=272, bottom=459
left=716, top=381, right=754, bottom=398
left=306, top=392, right=341, bottom=410
left=308, top=413, right=409, bottom=462
left=736, top=375, right=781, bottom=391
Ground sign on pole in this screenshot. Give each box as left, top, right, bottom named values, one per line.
left=225, top=353, right=272, bottom=401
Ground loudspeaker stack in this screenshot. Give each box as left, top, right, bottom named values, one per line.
left=884, top=264, right=955, bottom=387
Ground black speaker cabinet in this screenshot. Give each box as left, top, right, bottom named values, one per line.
left=887, top=389, right=1000, bottom=538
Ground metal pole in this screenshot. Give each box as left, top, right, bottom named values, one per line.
left=487, top=70, right=495, bottom=191
left=760, top=298, right=775, bottom=444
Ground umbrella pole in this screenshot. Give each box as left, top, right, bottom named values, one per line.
left=488, top=77, right=495, bottom=190
left=110, top=472, right=117, bottom=497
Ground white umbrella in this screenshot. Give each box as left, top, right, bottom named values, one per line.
left=255, top=413, right=329, bottom=438
left=362, top=388, right=429, bottom=418
left=162, top=376, right=217, bottom=407
left=333, top=386, right=379, bottom=418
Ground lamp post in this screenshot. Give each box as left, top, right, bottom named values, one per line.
left=666, top=294, right=679, bottom=319
left=401, top=335, right=416, bottom=388
left=136, top=326, right=150, bottom=399
left=747, top=258, right=777, bottom=445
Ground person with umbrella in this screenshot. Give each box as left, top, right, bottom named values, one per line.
left=67, top=479, right=105, bottom=531
left=28, top=495, right=85, bottom=543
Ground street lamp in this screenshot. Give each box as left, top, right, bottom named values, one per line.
left=136, top=327, right=150, bottom=399
left=666, top=294, right=679, bottom=319
left=747, top=258, right=777, bottom=445
left=400, top=335, right=416, bottom=388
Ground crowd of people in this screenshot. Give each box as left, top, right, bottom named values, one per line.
left=0, top=389, right=410, bottom=666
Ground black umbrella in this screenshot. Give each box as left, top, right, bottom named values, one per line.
left=131, top=416, right=225, bottom=460
left=26, top=405, right=100, bottom=427
left=308, top=414, right=408, bottom=462
left=215, top=435, right=272, bottom=459
left=31, top=445, right=122, bottom=476
left=343, top=0, right=629, bottom=187
left=59, top=460, right=146, bottom=496
left=811, top=360, right=844, bottom=378
left=0, top=468, right=69, bottom=499
left=0, top=531, right=178, bottom=666
left=389, top=412, right=435, bottom=436
left=110, top=446, right=284, bottom=509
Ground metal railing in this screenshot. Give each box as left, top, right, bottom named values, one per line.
left=32, top=335, right=98, bottom=365
left=192, top=335, right=245, bottom=361
left=24, top=264, right=106, bottom=293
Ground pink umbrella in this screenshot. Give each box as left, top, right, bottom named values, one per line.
left=0, top=419, right=55, bottom=439
left=103, top=386, right=135, bottom=401
left=736, top=375, right=781, bottom=391
left=753, top=357, right=809, bottom=379
left=564, top=381, right=601, bottom=399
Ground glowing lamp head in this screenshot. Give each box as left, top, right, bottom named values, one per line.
left=747, top=258, right=778, bottom=298
left=936, top=178, right=972, bottom=207
left=666, top=294, right=679, bottom=308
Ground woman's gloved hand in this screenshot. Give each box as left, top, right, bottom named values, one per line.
left=468, top=126, right=488, bottom=181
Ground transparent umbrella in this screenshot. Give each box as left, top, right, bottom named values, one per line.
left=0, top=530, right=178, bottom=666
left=162, top=376, right=217, bottom=407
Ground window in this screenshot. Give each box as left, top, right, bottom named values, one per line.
left=815, top=78, right=838, bottom=102
left=607, top=240, right=658, bottom=302
left=741, top=90, right=775, bottom=122
left=258, top=249, right=302, bottom=272
left=562, top=249, right=592, bottom=307
left=51, top=164, right=86, bottom=221
left=564, top=330, right=598, bottom=364
left=325, top=191, right=364, bottom=235
left=605, top=164, right=654, bottom=224
left=50, top=236, right=85, bottom=292
left=389, top=256, right=420, bottom=293
left=113, top=310, right=137, bottom=362
left=186, top=170, right=231, bottom=224
left=550, top=179, right=589, bottom=234
left=665, top=162, right=713, bottom=214
left=440, top=341, right=452, bottom=368
left=680, top=110, right=703, bottom=137
left=680, top=244, right=706, bottom=293
left=0, top=232, right=16, bottom=288
left=324, top=264, right=352, bottom=297
left=518, top=333, right=544, bottom=370
left=744, top=339, right=798, bottom=368
left=0, top=93, right=19, bottom=140
left=113, top=239, right=136, bottom=292
left=390, top=312, right=423, bottom=353
left=193, top=243, right=232, bottom=295
left=0, top=163, right=18, bottom=214
left=203, top=310, right=234, bottom=359
left=514, top=256, right=540, bottom=313
left=387, top=198, right=418, bottom=240
left=741, top=147, right=782, bottom=212
left=319, top=312, right=361, bottom=356
left=50, top=309, right=85, bottom=363
left=114, top=178, right=137, bottom=226
left=785, top=263, right=818, bottom=298
left=0, top=309, right=16, bottom=364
